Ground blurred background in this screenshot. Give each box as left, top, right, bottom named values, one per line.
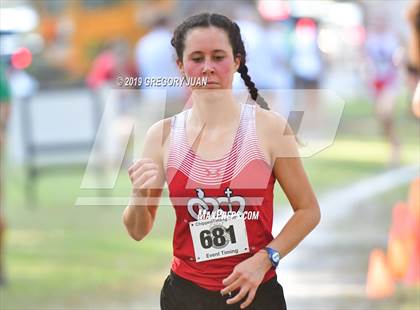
left=0, top=0, right=419, bottom=309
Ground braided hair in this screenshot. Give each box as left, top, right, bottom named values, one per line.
left=171, top=13, right=270, bottom=110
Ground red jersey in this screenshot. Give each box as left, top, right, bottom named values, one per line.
left=166, top=102, right=277, bottom=291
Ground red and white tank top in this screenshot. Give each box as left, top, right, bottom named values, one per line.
left=165, top=102, right=276, bottom=291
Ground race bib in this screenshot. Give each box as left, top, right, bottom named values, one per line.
left=189, top=214, right=250, bottom=262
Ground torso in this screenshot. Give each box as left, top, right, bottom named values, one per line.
left=162, top=102, right=277, bottom=291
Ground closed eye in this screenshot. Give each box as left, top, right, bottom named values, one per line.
left=192, top=57, right=203, bottom=63
left=214, top=55, right=225, bottom=61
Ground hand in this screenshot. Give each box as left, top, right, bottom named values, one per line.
left=220, top=251, right=272, bottom=309
left=128, top=158, right=159, bottom=197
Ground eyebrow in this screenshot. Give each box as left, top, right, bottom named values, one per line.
left=188, top=49, right=227, bottom=55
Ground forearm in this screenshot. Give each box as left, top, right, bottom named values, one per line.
left=267, top=207, right=321, bottom=259
left=123, top=196, right=155, bottom=241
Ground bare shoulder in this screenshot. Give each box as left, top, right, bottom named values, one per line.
left=255, top=106, right=298, bottom=161
left=142, top=117, right=173, bottom=162
left=145, top=117, right=172, bottom=142
left=255, top=106, right=289, bottom=134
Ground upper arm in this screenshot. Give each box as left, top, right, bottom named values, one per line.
left=261, top=110, right=319, bottom=213
left=139, top=118, right=172, bottom=217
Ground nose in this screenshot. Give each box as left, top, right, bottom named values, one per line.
left=202, top=60, right=215, bottom=75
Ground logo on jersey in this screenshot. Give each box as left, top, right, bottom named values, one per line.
left=187, top=187, right=246, bottom=220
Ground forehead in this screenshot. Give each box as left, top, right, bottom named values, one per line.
left=184, top=26, right=232, bottom=54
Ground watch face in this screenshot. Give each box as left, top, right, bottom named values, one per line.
left=272, top=252, right=280, bottom=263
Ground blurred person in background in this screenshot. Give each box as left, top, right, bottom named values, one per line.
left=264, top=21, right=294, bottom=118
left=364, top=17, right=401, bottom=166
left=86, top=39, right=133, bottom=92
left=135, top=14, right=184, bottom=117
left=290, top=18, right=324, bottom=125
left=86, top=38, right=134, bottom=110
left=0, top=58, right=11, bottom=286
left=86, top=39, right=135, bottom=168
left=233, top=6, right=294, bottom=118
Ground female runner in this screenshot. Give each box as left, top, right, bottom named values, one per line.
left=123, top=13, right=320, bottom=310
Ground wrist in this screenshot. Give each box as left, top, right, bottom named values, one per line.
left=254, top=250, right=273, bottom=272
left=263, top=246, right=282, bottom=268
left=131, top=188, right=148, bottom=199
left=128, top=195, right=148, bottom=208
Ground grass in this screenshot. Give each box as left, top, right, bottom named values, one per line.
left=0, top=95, right=419, bottom=309
left=2, top=200, right=174, bottom=309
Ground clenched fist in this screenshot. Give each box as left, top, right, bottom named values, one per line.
left=128, top=158, right=159, bottom=197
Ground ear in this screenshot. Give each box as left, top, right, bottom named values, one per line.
left=176, top=59, right=184, bottom=73
left=234, top=54, right=241, bottom=71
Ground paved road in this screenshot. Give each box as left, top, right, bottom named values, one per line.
left=274, top=165, right=419, bottom=309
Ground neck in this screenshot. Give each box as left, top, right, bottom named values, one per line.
left=189, top=89, right=240, bottom=129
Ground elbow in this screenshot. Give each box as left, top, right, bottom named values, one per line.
left=124, top=220, right=147, bottom=241
left=313, top=202, right=321, bottom=227
left=122, top=213, right=146, bottom=242
left=128, top=231, right=145, bottom=242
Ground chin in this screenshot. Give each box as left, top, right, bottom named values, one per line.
left=193, top=88, right=230, bottom=101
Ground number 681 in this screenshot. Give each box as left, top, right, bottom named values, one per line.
left=199, top=225, right=236, bottom=249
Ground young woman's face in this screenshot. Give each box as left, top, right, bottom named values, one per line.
left=177, top=26, right=240, bottom=90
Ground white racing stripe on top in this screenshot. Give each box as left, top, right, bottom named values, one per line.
left=167, top=103, right=267, bottom=185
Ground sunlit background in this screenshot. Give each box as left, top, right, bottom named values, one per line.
left=0, top=0, right=419, bottom=309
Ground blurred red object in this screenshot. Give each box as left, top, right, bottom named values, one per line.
left=86, top=51, right=116, bottom=89
left=11, top=48, right=32, bottom=70
left=366, top=248, right=395, bottom=299
left=296, top=18, right=317, bottom=31
left=403, top=234, right=420, bottom=285
left=257, top=0, right=290, bottom=21
left=387, top=202, right=417, bottom=280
